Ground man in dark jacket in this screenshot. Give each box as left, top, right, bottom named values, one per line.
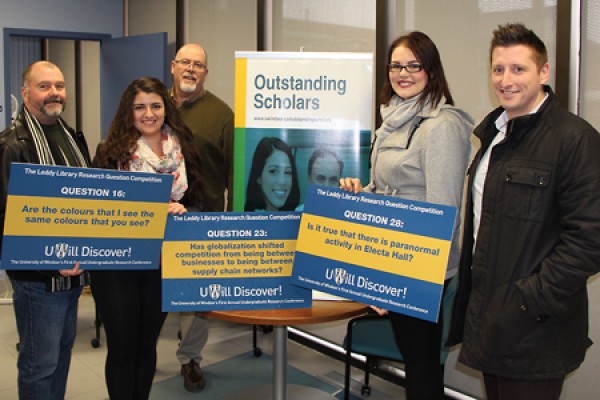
left=0, top=61, right=91, bottom=400
left=448, top=23, right=600, bottom=399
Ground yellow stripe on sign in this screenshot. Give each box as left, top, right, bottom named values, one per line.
left=3, top=195, right=168, bottom=238
left=162, top=240, right=297, bottom=279
left=234, top=57, right=247, bottom=128
left=296, top=214, right=449, bottom=284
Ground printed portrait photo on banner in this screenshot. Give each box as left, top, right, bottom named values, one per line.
left=242, top=129, right=370, bottom=212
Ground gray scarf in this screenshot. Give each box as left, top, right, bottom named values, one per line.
left=366, top=95, right=428, bottom=195
left=22, top=106, right=88, bottom=167
left=376, top=94, right=421, bottom=143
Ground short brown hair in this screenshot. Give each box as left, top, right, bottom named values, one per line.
left=490, top=23, right=548, bottom=70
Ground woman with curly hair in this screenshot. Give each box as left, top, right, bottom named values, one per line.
left=91, top=76, right=203, bottom=400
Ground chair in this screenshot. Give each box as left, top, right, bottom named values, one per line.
left=343, top=275, right=457, bottom=399
left=343, top=314, right=402, bottom=398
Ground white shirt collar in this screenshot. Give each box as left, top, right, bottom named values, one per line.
left=494, top=92, right=549, bottom=134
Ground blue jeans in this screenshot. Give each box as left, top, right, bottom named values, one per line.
left=11, top=279, right=82, bottom=400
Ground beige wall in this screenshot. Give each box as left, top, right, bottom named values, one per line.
left=272, top=0, right=377, bottom=53
left=47, top=40, right=102, bottom=154
left=81, top=41, right=101, bottom=153
left=187, top=0, right=257, bottom=108
left=47, top=40, right=77, bottom=127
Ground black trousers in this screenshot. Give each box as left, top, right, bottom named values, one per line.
left=389, top=283, right=447, bottom=400
left=483, top=374, right=565, bottom=400
left=91, top=269, right=167, bottom=400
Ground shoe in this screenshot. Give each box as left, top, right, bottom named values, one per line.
left=181, top=360, right=206, bottom=392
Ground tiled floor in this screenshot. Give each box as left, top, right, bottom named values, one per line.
left=0, top=285, right=402, bottom=399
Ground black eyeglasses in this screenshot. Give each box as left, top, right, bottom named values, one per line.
left=387, top=63, right=423, bottom=73
left=173, top=59, right=206, bottom=70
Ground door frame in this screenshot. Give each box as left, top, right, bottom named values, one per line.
left=3, top=28, right=111, bottom=127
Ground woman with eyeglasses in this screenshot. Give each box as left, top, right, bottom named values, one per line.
left=340, top=31, right=473, bottom=399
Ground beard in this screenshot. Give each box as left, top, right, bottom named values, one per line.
left=179, top=81, right=197, bottom=93
left=41, top=100, right=64, bottom=118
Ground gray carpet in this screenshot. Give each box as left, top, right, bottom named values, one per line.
left=149, top=351, right=339, bottom=399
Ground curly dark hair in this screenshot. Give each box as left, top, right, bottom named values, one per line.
left=94, top=76, right=203, bottom=209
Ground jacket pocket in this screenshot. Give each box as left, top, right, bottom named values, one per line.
left=501, top=162, right=551, bottom=221
left=483, top=284, right=543, bottom=359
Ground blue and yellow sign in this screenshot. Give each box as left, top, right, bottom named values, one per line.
left=292, top=185, right=456, bottom=322
left=1, top=163, right=172, bottom=270
left=162, top=212, right=311, bottom=311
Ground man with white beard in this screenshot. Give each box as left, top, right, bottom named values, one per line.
left=169, top=43, right=234, bottom=392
